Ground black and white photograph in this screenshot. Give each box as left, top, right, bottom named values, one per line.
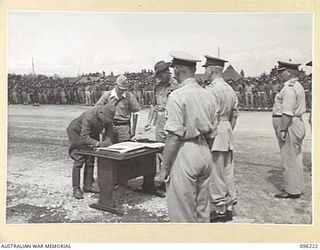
left=6, top=11, right=313, bottom=225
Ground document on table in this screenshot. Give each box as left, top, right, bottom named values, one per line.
left=97, top=141, right=164, bottom=153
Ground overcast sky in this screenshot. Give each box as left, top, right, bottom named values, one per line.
left=7, top=11, right=313, bottom=77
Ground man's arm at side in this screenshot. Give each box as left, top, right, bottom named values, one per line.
left=159, top=132, right=181, bottom=182
left=129, top=92, right=141, bottom=112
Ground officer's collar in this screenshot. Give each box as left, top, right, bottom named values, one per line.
left=111, top=87, right=126, bottom=99
left=210, top=77, right=224, bottom=85
left=180, top=77, right=197, bottom=87
left=285, top=77, right=299, bottom=86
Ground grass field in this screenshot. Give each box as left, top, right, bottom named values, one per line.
left=6, top=104, right=312, bottom=224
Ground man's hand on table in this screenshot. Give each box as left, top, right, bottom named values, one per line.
left=96, top=140, right=113, bottom=148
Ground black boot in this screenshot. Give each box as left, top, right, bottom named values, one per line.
left=72, top=167, right=83, bottom=199
left=83, top=166, right=99, bottom=193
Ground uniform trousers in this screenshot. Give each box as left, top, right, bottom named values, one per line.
left=155, top=113, right=166, bottom=142
left=245, top=92, right=253, bottom=108
left=209, top=151, right=236, bottom=213
left=166, top=138, right=212, bottom=223
left=61, top=92, right=67, bottom=104
left=12, top=92, right=18, bottom=104
left=305, top=91, right=311, bottom=109
left=272, top=116, right=306, bottom=195
left=235, top=91, right=242, bottom=106
left=258, top=92, right=267, bottom=108
left=70, top=149, right=95, bottom=170
left=42, top=93, right=48, bottom=104
left=22, top=92, right=28, bottom=104
left=85, top=91, right=91, bottom=105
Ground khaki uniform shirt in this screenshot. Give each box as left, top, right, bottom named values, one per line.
left=272, top=83, right=281, bottom=92
left=272, top=77, right=306, bottom=117
left=257, top=83, right=267, bottom=92
left=95, top=88, right=141, bottom=122
left=302, top=80, right=311, bottom=91
left=234, top=84, right=243, bottom=92
left=85, top=85, right=91, bottom=92
left=153, top=78, right=179, bottom=112
left=206, top=78, right=239, bottom=151
left=164, top=78, right=218, bottom=140
left=244, top=84, right=255, bottom=93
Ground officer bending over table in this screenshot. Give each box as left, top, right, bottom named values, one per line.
left=67, top=104, right=116, bottom=199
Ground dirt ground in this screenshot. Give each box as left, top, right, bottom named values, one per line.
left=6, top=104, right=312, bottom=224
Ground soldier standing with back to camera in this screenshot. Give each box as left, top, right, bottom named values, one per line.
left=272, top=61, right=306, bottom=199
left=158, top=51, right=219, bottom=223
left=203, top=55, right=239, bottom=223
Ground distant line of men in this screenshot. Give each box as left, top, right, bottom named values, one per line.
left=7, top=67, right=312, bottom=111
left=7, top=72, right=156, bottom=106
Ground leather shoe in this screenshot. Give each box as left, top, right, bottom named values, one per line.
left=210, top=210, right=233, bottom=223
left=275, top=191, right=301, bottom=199
left=73, top=188, right=84, bottom=199
left=83, top=185, right=100, bottom=193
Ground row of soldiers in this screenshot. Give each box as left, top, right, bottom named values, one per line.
left=227, top=73, right=311, bottom=110
left=7, top=72, right=156, bottom=106
left=7, top=68, right=312, bottom=111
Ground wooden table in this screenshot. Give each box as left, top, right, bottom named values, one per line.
left=80, top=146, right=165, bottom=216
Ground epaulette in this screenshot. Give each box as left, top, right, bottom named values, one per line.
left=288, top=79, right=297, bottom=87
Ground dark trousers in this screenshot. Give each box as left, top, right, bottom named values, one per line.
left=70, top=149, right=95, bottom=188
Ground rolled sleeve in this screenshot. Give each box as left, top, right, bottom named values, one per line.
left=164, top=96, right=186, bottom=137
left=282, top=87, right=296, bottom=117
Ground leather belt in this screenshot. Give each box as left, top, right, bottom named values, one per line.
left=272, top=115, right=302, bottom=118
left=114, top=120, right=130, bottom=126
left=219, top=117, right=230, bottom=121
left=182, top=135, right=206, bottom=143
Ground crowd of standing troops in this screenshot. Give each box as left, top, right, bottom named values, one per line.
left=226, top=69, right=312, bottom=111
left=7, top=70, right=155, bottom=107
left=7, top=67, right=312, bottom=111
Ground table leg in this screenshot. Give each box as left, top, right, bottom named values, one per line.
left=89, top=157, right=124, bottom=216
left=134, top=154, right=165, bottom=198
